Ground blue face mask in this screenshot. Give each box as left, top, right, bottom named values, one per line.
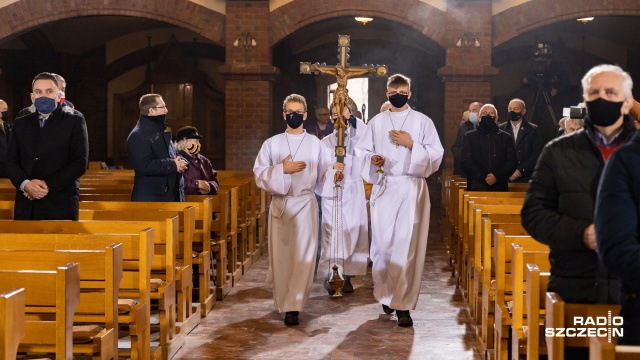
left=34, top=97, right=56, bottom=114
left=468, top=112, right=479, bottom=124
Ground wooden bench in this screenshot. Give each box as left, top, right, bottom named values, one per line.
left=0, top=220, right=176, bottom=359
left=0, top=262, right=80, bottom=360
left=510, top=248, right=550, bottom=360
left=0, top=246, right=123, bottom=359
left=491, top=232, right=548, bottom=360
left=0, top=288, right=25, bottom=360
left=546, top=292, right=621, bottom=360
left=0, top=230, right=153, bottom=360
left=590, top=336, right=640, bottom=359
left=79, top=207, right=200, bottom=335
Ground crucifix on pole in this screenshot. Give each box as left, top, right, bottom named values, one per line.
left=300, top=35, right=387, bottom=175
left=300, top=35, right=387, bottom=297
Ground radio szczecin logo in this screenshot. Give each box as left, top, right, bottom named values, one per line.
left=545, top=311, right=622, bottom=343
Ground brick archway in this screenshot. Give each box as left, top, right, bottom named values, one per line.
left=0, top=0, right=225, bottom=45
left=493, top=0, right=640, bottom=47
left=269, top=0, right=447, bottom=47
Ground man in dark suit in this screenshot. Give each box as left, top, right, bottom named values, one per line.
left=127, top=94, right=187, bottom=202
left=451, top=101, right=481, bottom=175
left=6, top=72, right=89, bottom=220
left=499, top=98, right=543, bottom=183
left=0, top=99, right=12, bottom=178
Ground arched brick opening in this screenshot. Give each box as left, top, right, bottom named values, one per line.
left=493, top=0, right=640, bottom=47
left=269, top=0, right=447, bottom=47
left=0, top=0, right=225, bottom=46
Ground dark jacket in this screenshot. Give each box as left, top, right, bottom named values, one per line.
left=596, top=131, right=640, bottom=296
left=6, top=106, right=89, bottom=220
left=460, top=124, right=517, bottom=191
left=498, top=118, right=543, bottom=182
left=178, top=150, right=219, bottom=195
left=127, top=115, right=184, bottom=202
left=451, top=120, right=476, bottom=175
left=0, top=121, right=12, bottom=178
left=521, top=116, right=636, bottom=304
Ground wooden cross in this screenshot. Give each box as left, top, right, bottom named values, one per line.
left=300, top=35, right=388, bottom=170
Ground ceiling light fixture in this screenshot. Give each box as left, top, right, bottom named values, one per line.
left=355, top=17, right=373, bottom=25
left=576, top=17, right=594, bottom=24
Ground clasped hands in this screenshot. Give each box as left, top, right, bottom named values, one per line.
left=389, top=130, right=413, bottom=149
left=197, top=180, right=211, bottom=194
left=24, top=179, right=48, bottom=201
left=175, top=156, right=189, bottom=173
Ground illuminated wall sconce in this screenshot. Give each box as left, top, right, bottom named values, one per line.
left=456, top=32, right=480, bottom=48
left=233, top=32, right=257, bottom=47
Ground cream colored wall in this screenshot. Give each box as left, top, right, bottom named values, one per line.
left=269, top=0, right=533, bottom=14
left=189, top=0, right=225, bottom=14
left=493, top=0, right=531, bottom=15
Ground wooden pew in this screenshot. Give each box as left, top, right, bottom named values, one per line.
left=0, top=220, right=177, bottom=359
left=491, top=232, right=548, bottom=360
left=462, top=199, right=524, bottom=310
left=590, top=336, right=640, bottom=359
left=476, top=216, right=524, bottom=339
left=472, top=213, right=523, bottom=327
left=0, top=231, right=153, bottom=360
left=79, top=207, right=200, bottom=335
left=0, top=262, right=80, bottom=360
left=0, top=246, right=122, bottom=359
left=510, top=249, right=550, bottom=360
left=0, top=288, right=25, bottom=360
left=546, top=292, right=621, bottom=360
left=187, top=189, right=241, bottom=296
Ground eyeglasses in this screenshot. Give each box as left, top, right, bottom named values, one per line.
left=387, top=91, right=410, bottom=96
left=285, top=110, right=305, bottom=115
left=152, top=106, right=167, bottom=109
left=480, top=111, right=496, bottom=117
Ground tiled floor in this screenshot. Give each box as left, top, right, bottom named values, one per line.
left=174, top=206, right=482, bottom=359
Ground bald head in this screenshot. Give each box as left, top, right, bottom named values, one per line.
left=0, top=100, right=8, bottom=121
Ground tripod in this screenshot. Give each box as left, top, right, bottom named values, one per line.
left=527, top=81, right=558, bottom=128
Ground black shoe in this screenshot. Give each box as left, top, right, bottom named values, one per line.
left=342, top=275, right=354, bottom=293
left=323, top=274, right=336, bottom=296
left=396, top=310, right=413, bottom=327
left=284, top=311, right=299, bottom=325
left=382, top=304, right=395, bottom=315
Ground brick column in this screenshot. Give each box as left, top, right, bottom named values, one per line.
left=219, top=0, right=279, bottom=170
left=437, top=0, right=498, bottom=171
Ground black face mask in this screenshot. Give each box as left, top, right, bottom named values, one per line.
left=147, top=114, right=167, bottom=130
left=286, top=112, right=304, bottom=129
left=388, top=94, right=409, bottom=109
left=479, top=115, right=498, bottom=131
left=0, top=111, right=8, bottom=121
left=508, top=111, right=522, bottom=122
left=586, top=98, right=624, bottom=127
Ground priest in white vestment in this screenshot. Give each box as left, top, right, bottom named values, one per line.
left=355, top=74, right=443, bottom=327
left=316, top=109, right=369, bottom=294
left=254, top=94, right=325, bottom=326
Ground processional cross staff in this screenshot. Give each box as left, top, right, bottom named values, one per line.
left=300, top=35, right=388, bottom=296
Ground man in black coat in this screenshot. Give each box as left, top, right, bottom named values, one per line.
left=596, top=131, right=640, bottom=345
left=498, top=98, right=544, bottom=183
left=451, top=101, right=481, bottom=175
left=0, top=99, right=12, bottom=178
left=127, top=94, right=187, bottom=202
left=460, top=104, right=517, bottom=191
left=522, top=64, right=636, bottom=305
left=6, top=72, right=89, bottom=220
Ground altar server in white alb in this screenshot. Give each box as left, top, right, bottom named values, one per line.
left=355, top=74, right=443, bottom=327
left=316, top=104, right=369, bottom=295
left=253, top=94, right=325, bottom=326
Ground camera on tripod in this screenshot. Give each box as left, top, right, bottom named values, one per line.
left=532, top=43, right=552, bottom=80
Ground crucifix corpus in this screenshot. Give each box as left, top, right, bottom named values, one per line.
left=300, top=34, right=388, bottom=297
